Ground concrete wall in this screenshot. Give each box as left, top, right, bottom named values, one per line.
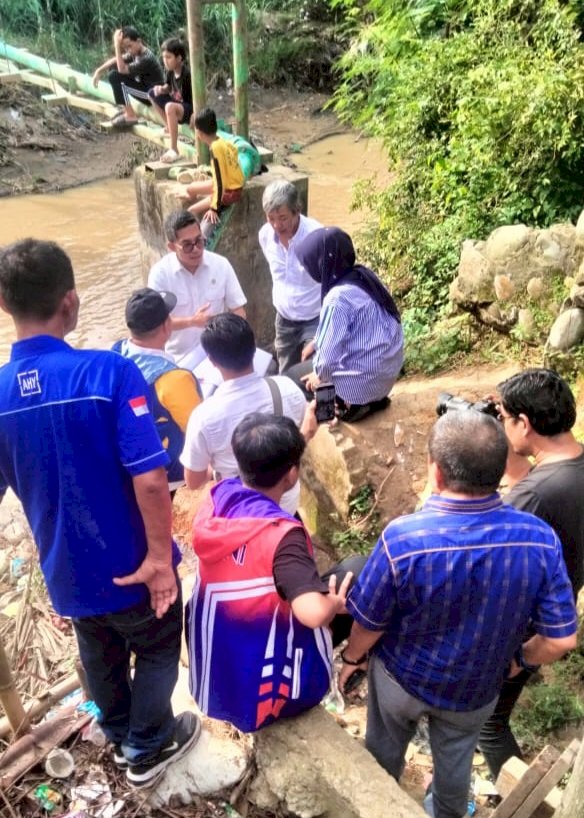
left=134, top=164, right=309, bottom=350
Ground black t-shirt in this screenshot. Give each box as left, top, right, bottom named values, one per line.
left=166, top=65, right=193, bottom=107
left=272, top=526, right=328, bottom=602
left=127, top=48, right=164, bottom=87
left=505, top=450, right=584, bottom=595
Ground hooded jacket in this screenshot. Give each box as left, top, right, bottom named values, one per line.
left=186, top=478, right=333, bottom=732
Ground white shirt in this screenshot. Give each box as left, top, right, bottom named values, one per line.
left=258, top=214, right=322, bottom=322
left=148, top=250, right=247, bottom=365
left=180, top=372, right=307, bottom=514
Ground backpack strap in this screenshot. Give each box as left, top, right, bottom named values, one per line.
left=264, top=376, right=283, bottom=416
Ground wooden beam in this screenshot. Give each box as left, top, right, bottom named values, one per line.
left=491, top=746, right=561, bottom=818
left=497, top=757, right=560, bottom=818
left=0, top=72, right=21, bottom=84
left=510, top=741, right=580, bottom=818
left=41, top=92, right=69, bottom=106
left=0, top=672, right=80, bottom=739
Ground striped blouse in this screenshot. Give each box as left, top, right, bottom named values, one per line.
left=313, top=283, right=404, bottom=405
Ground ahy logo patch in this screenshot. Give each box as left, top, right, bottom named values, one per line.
left=17, top=370, right=41, bottom=397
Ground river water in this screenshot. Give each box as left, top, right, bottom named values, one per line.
left=0, top=134, right=389, bottom=363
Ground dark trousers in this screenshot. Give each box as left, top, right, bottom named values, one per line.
left=477, top=670, right=530, bottom=779
left=72, top=589, right=182, bottom=764
left=108, top=69, right=153, bottom=107
left=321, top=554, right=368, bottom=646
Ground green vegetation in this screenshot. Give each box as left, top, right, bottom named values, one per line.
left=333, top=0, right=584, bottom=372
left=332, top=484, right=380, bottom=555
left=0, top=0, right=339, bottom=86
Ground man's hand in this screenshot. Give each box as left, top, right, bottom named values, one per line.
left=339, top=654, right=368, bottom=693
left=204, top=209, right=220, bottom=225
left=152, top=84, right=166, bottom=96
left=301, top=371, right=321, bottom=392
left=92, top=69, right=102, bottom=88
left=190, top=303, right=211, bottom=327
left=113, top=29, right=123, bottom=50
left=300, top=400, right=318, bottom=442
left=301, top=340, right=316, bottom=362
left=328, top=571, right=353, bottom=615
left=113, top=555, right=178, bottom=619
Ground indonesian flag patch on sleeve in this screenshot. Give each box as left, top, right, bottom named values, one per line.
left=129, top=396, right=149, bottom=417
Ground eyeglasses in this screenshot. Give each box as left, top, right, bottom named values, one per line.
left=498, top=411, right=514, bottom=424
left=175, top=237, right=205, bottom=252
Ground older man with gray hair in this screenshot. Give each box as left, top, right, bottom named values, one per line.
left=258, top=179, right=322, bottom=373
left=339, top=410, right=577, bottom=818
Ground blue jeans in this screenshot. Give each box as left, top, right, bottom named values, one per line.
left=366, top=655, right=497, bottom=818
left=72, top=589, right=182, bottom=764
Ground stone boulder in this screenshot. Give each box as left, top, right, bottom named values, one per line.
left=547, top=308, right=584, bottom=352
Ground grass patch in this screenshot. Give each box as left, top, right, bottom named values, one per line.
left=331, top=485, right=379, bottom=557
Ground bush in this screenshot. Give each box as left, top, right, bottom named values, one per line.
left=332, top=0, right=584, bottom=334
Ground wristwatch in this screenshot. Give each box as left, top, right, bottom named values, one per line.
left=513, top=646, right=540, bottom=674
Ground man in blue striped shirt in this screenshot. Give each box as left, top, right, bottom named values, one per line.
left=339, top=410, right=577, bottom=818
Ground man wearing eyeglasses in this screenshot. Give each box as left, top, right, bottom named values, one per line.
left=148, top=210, right=246, bottom=369
left=479, top=368, right=584, bottom=781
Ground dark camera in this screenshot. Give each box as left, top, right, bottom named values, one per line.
left=436, top=392, right=499, bottom=419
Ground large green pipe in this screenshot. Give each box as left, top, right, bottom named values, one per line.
left=0, top=40, right=194, bottom=139
left=232, top=0, right=249, bottom=140
left=0, top=40, right=115, bottom=103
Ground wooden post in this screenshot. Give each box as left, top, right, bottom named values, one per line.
left=232, top=0, right=249, bottom=139
left=0, top=637, right=30, bottom=738
left=186, top=0, right=209, bottom=164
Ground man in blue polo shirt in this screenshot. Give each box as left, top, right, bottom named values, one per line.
left=0, top=239, right=199, bottom=787
left=339, top=410, right=577, bottom=818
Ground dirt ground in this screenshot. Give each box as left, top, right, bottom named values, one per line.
left=0, top=82, right=339, bottom=197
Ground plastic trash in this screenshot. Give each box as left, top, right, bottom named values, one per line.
left=81, top=718, right=106, bottom=747
left=322, top=670, right=345, bottom=715
left=44, top=748, right=75, bottom=779
left=33, top=784, right=62, bottom=812
left=9, top=557, right=27, bottom=581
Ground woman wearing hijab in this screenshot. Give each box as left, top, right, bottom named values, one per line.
left=288, top=226, right=404, bottom=423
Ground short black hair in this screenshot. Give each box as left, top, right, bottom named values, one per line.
left=194, top=107, right=218, bottom=136
left=201, top=313, right=255, bottom=371
left=429, top=411, right=508, bottom=496
left=164, top=209, right=200, bottom=242
left=121, top=26, right=141, bottom=41
left=0, top=239, right=75, bottom=320
left=232, top=413, right=306, bottom=489
left=498, top=369, right=576, bottom=436
left=161, top=38, right=187, bottom=61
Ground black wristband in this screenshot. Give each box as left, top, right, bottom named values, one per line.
left=514, top=646, right=540, bottom=674
left=340, top=647, right=368, bottom=666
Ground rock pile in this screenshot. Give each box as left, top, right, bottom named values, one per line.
left=449, top=211, right=584, bottom=354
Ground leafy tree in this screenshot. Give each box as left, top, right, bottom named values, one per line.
left=332, top=0, right=584, bottom=319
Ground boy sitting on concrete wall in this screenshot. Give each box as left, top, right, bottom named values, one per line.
left=148, top=38, right=193, bottom=164
left=183, top=107, right=245, bottom=238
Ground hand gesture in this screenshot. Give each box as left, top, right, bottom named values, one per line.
left=190, top=302, right=211, bottom=328
left=113, top=29, right=123, bottom=50
left=113, top=555, right=178, bottom=619
left=327, top=570, right=353, bottom=616
left=92, top=69, right=101, bottom=88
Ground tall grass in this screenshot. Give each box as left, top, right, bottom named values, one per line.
left=0, top=0, right=300, bottom=76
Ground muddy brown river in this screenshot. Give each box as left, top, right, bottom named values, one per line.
left=0, top=134, right=389, bottom=363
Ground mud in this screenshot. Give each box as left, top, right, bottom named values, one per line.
left=0, top=81, right=337, bottom=196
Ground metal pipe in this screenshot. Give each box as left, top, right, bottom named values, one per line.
left=186, top=0, right=209, bottom=164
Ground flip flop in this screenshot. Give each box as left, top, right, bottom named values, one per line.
left=110, top=113, right=138, bottom=129
left=160, top=149, right=179, bottom=164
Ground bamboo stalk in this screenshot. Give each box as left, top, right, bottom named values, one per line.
left=0, top=672, right=79, bottom=740
left=0, top=639, right=30, bottom=738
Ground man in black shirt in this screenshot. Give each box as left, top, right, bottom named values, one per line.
left=92, top=26, right=163, bottom=127
left=479, top=368, right=584, bottom=778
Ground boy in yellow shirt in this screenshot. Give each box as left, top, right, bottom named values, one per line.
left=184, top=107, right=244, bottom=237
